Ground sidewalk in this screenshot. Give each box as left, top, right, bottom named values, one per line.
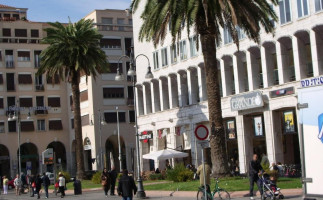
left=49, top=187, right=302, bottom=198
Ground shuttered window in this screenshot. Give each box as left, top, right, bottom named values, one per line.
left=31, top=29, right=39, bottom=37
left=49, top=120, right=63, bottom=130
left=103, top=87, right=124, bottom=98
left=15, top=29, right=27, bottom=37
left=0, top=98, right=3, bottom=109
left=19, top=98, right=33, bottom=107
left=0, top=74, right=3, bottom=84
left=81, top=114, right=89, bottom=126
left=3, top=28, right=11, bottom=37
left=18, top=74, right=32, bottom=84
left=104, top=112, right=126, bottom=123
left=80, top=90, right=88, bottom=102
left=21, top=121, right=34, bottom=132
left=47, top=97, right=61, bottom=107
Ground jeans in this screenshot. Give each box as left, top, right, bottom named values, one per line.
left=44, top=186, right=49, bottom=198
left=122, top=197, right=132, bottom=200
left=249, top=175, right=263, bottom=197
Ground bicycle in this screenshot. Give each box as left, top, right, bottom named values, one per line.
left=197, top=178, right=231, bottom=200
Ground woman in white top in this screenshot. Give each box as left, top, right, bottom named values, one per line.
left=13, top=174, right=21, bottom=196
left=58, top=173, right=66, bottom=198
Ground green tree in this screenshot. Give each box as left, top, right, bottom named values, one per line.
left=132, top=0, right=277, bottom=176
left=37, top=19, right=109, bottom=179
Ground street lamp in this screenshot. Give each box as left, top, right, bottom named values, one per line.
left=91, top=110, right=107, bottom=171
left=116, top=106, right=122, bottom=172
left=115, top=46, right=153, bottom=198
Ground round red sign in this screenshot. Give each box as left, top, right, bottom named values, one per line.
left=194, top=125, right=209, bottom=140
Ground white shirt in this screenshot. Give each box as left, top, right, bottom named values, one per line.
left=58, top=176, right=65, bottom=187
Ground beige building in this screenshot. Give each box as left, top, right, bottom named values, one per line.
left=0, top=5, right=135, bottom=178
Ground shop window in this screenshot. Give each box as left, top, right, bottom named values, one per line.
left=0, top=122, right=4, bottom=133
left=283, top=110, right=297, bottom=133
left=253, top=116, right=265, bottom=137
left=8, top=121, right=16, bottom=132
left=17, top=51, right=30, bottom=61
left=161, top=48, right=168, bottom=67
left=103, top=87, right=124, bottom=98
left=81, top=114, right=89, bottom=126
left=100, top=39, right=121, bottom=49
left=21, top=121, right=34, bottom=132
left=153, top=51, right=159, bottom=70
left=279, top=0, right=292, bottom=24
left=104, top=112, right=126, bottom=123
left=18, top=74, right=32, bottom=84
left=48, top=120, right=63, bottom=130
left=19, top=98, right=33, bottom=108
left=47, top=97, right=61, bottom=107
left=37, top=119, right=45, bottom=131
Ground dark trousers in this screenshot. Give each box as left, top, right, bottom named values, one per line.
left=30, top=186, right=35, bottom=196
left=249, top=175, right=262, bottom=197
left=103, top=185, right=109, bottom=195
left=44, top=186, right=49, bottom=198
left=110, top=180, right=116, bottom=195
left=59, top=186, right=65, bottom=197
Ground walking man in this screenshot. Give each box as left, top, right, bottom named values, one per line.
left=42, top=173, right=50, bottom=198
left=35, top=174, right=42, bottom=199
left=109, top=166, right=117, bottom=196
left=249, top=154, right=263, bottom=199
left=117, top=169, right=137, bottom=200
left=14, top=174, right=21, bottom=196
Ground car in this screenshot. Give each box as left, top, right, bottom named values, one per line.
left=8, top=179, right=15, bottom=190
left=45, top=172, right=55, bottom=185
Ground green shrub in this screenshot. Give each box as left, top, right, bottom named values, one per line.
left=166, top=164, right=194, bottom=182
left=149, top=173, right=165, bottom=180
left=56, top=171, right=71, bottom=183
left=91, top=171, right=102, bottom=184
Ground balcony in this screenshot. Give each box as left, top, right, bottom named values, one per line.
left=0, top=37, right=41, bottom=44
left=5, top=60, right=14, bottom=68
left=35, top=85, right=44, bottom=91
left=96, top=24, right=133, bottom=32
left=34, top=109, right=48, bottom=115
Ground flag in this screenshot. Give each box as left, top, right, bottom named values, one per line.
left=142, top=131, right=148, bottom=143
left=158, top=129, right=162, bottom=139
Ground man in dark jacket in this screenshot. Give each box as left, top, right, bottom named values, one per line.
left=109, top=166, right=117, bottom=196
left=117, top=170, right=137, bottom=200
left=249, top=154, right=263, bottom=199
left=35, top=174, right=42, bottom=199
left=42, top=173, right=50, bottom=198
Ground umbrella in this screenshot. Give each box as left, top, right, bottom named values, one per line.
left=142, top=149, right=188, bottom=161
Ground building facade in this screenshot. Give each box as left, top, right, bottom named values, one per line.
left=0, top=5, right=136, bottom=178
left=132, top=0, right=323, bottom=173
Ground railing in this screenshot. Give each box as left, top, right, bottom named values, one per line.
left=34, top=109, right=48, bottom=115
left=35, top=85, right=44, bottom=91
left=95, top=24, right=133, bottom=32
left=5, top=60, right=14, bottom=68
left=0, top=37, right=41, bottom=44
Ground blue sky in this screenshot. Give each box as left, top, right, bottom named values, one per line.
left=1, top=0, right=131, bottom=22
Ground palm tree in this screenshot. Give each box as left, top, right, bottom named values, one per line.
left=132, top=0, right=277, bottom=176
left=37, top=19, right=109, bottom=179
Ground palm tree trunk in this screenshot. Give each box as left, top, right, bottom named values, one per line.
left=71, top=71, right=85, bottom=180
left=199, top=27, right=230, bottom=177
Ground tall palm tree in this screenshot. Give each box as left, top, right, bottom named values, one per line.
left=37, top=19, right=109, bottom=179
left=132, top=0, right=277, bottom=176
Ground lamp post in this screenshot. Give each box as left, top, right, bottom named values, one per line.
left=116, top=106, right=122, bottom=172
left=115, top=46, right=153, bottom=198
left=92, top=110, right=107, bottom=171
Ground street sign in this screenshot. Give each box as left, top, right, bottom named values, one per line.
left=198, top=140, right=209, bottom=148
left=42, top=148, right=54, bottom=165
left=195, top=125, right=209, bottom=140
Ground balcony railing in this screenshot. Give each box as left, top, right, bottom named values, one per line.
left=0, top=37, right=41, bottom=44
left=5, top=60, right=14, bottom=68
left=96, top=24, right=133, bottom=32
left=35, top=85, right=44, bottom=91
left=34, top=109, right=48, bottom=115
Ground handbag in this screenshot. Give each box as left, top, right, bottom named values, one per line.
left=32, top=182, right=36, bottom=188
left=101, top=180, right=107, bottom=186
left=55, top=182, right=59, bottom=188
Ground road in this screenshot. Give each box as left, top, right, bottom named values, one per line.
left=0, top=190, right=314, bottom=200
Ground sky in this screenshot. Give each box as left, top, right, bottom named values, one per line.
left=0, top=0, right=131, bottom=22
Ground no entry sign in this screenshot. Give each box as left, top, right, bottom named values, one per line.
left=195, top=125, right=209, bottom=140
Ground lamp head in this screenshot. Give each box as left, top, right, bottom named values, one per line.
left=101, top=120, right=107, bottom=126
left=26, top=112, right=32, bottom=120
left=115, top=67, right=124, bottom=81
left=127, top=62, right=136, bottom=76
left=145, top=66, right=154, bottom=79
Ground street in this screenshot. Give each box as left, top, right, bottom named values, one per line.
left=0, top=190, right=315, bottom=200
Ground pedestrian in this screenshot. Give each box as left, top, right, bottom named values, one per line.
left=109, top=166, right=117, bottom=196
left=35, top=174, right=42, bottom=199
left=58, top=172, right=66, bottom=198
left=101, top=168, right=110, bottom=197
left=249, top=154, right=263, bottom=199
left=42, top=172, right=50, bottom=198
left=2, top=176, right=8, bottom=194
left=13, top=174, right=21, bottom=196
left=117, top=169, right=137, bottom=200
left=29, top=174, right=35, bottom=197
left=196, top=161, right=212, bottom=192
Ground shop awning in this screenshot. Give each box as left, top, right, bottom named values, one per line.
left=142, top=149, right=188, bottom=161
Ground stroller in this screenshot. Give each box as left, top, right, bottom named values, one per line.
left=259, top=174, right=284, bottom=200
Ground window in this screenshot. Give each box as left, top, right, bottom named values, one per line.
left=103, top=87, right=124, bottom=98
left=19, top=98, right=33, bottom=107
left=104, top=112, right=126, bottom=123
left=71, top=118, right=74, bottom=129
left=117, top=18, right=124, bottom=31
left=129, top=110, right=135, bottom=123
left=21, top=121, right=34, bottom=132
left=0, top=98, right=3, bottom=109
left=189, top=36, right=198, bottom=57
left=31, top=29, right=39, bottom=37
left=34, top=50, right=41, bottom=68
left=13, top=14, right=19, bottom=20
left=125, top=38, right=132, bottom=56
left=15, top=29, right=27, bottom=37
left=128, top=19, right=133, bottom=25
left=0, top=122, right=4, bottom=133
left=0, top=74, right=3, bottom=84
left=47, top=97, right=61, bottom=107
left=18, top=74, right=32, bottom=84
left=100, top=39, right=121, bottom=48
left=102, top=17, right=113, bottom=24
left=161, top=48, right=168, bottom=67
left=236, top=26, right=245, bottom=40
left=279, top=0, right=291, bottom=24
left=80, top=90, right=88, bottom=102
left=48, top=120, right=63, bottom=130
left=0, top=51, right=2, bottom=61
left=35, top=75, right=43, bottom=89
left=6, top=73, right=15, bottom=91
left=297, top=0, right=309, bottom=18
left=37, top=119, right=45, bottom=131
left=5, top=50, right=14, bottom=68
left=223, top=26, right=233, bottom=44
left=47, top=74, right=60, bottom=84
left=153, top=51, right=159, bottom=70
left=108, top=63, right=122, bottom=73
left=179, top=40, right=187, bottom=60
left=17, top=51, right=30, bottom=61
left=315, top=0, right=323, bottom=11
left=3, top=28, right=11, bottom=37
left=8, top=121, right=16, bottom=132
left=170, top=44, right=177, bottom=64
left=81, top=114, right=89, bottom=126
left=36, top=96, right=46, bottom=114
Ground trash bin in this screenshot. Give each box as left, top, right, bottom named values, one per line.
left=73, top=180, right=82, bottom=195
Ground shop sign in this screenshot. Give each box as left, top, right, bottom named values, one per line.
left=84, top=145, right=92, bottom=150
left=270, top=87, right=294, bottom=98
left=300, top=76, right=323, bottom=88
left=139, top=132, right=153, bottom=142
left=230, top=92, right=263, bottom=111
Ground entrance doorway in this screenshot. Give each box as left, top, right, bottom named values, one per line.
left=19, top=143, right=39, bottom=175
left=46, top=141, right=67, bottom=172
left=0, top=144, right=10, bottom=177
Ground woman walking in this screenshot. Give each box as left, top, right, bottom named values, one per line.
left=2, top=176, right=8, bottom=194
left=58, top=172, right=66, bottom=198
left=13, top=174, right=21, bottom=196
left=101, top=168, right=110, bottom=197
left=35, top=174, right=42, bottom=199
